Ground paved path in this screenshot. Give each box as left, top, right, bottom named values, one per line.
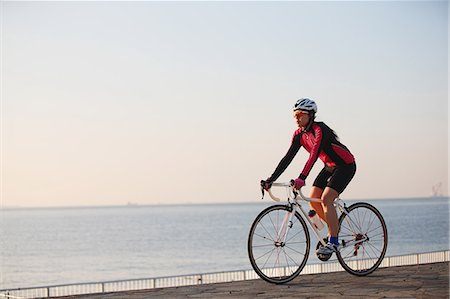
left=59, top=262, right=448, bottom=299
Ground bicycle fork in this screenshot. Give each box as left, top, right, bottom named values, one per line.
left=277, top=205, right=327, bottom=248
left=275, top=208, right=296, bottom=246
left=276, top=204, right=327, bottom=249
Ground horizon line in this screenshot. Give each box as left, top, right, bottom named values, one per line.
left=1, top=195, right=449, bottom=210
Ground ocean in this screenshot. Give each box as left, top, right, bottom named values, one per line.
left=1, top=197, right=449, bottom=290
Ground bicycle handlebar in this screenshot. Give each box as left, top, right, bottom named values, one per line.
left=266, top=188, right=281, bottom=202
left=262, top=182, right=321, bottom=203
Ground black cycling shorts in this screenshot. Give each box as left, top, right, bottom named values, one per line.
left=312, top=163, right=356, bottom=194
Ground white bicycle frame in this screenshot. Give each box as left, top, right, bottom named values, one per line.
left=266, top=182, right=367, bottom=249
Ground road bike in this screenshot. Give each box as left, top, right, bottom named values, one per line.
left=247, top=182, right=388, bottom=284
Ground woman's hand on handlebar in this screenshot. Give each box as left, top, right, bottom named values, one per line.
left=291, top=178, right=305, bottom=190
left=260, top=179, right=273, bottom=191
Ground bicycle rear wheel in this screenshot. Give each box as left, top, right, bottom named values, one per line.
left=248, top=204, right=310, bottom=284
left=336, top=202, right=388, bottom=276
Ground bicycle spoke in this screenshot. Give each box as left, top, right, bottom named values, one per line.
left=360, top=244, right=375, bottom=260
left=282, top=247, right=301, bottom=267
left=284, top=244, right=306, bottom=256
left=283, top=215, right=301, bottom=244
left=355, top=209, right=363, bottom=232
left=365, top=241, right=382, bottom=255
left=357, top=210, right=367, bottom=232
left=285, top=229, right=304, bottom=244
left=366, top=213, right=377, bottom=234
left=268, top=213, right=279, bottom=241
left=368, top=231, right=385, bottom=239
left=367, top=238, right=384, bottom=243
left=273, top=249, right=281, bottom=274
left=339, top=223, right=353, bottom=233
left=339, top=233, right=354, bottom=238
left=285, top=241, right=307, bottom=245
left=282, top=248, right=291, bottom=275
left=339, top=224, right=356, bottom=237
left=345, top=214, right=363, bottom=235
left=366, top=225, right=383, bottom=236
left=258, top=222, right=276, bottom=243
left=254, top=231, right=275, bottom=242
left=255, top=246, right=276, bottom=262
left=341, top=248, right=357, bottom=260
left=261, top=247, right=277, bottom=269
left=253, top=243, right=276, bottom=248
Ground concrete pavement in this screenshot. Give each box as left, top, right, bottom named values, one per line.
left=56, top=262, right=449, bottom=299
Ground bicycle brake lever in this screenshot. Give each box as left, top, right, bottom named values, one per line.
left=289, top=179, right=299, bottom=198
left=261, top=187, right=265, bottom=200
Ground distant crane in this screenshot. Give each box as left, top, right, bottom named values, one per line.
left=431, top=182, right=443, bottom=197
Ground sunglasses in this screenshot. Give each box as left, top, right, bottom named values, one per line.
left=293, top=111, right=310, bottom=119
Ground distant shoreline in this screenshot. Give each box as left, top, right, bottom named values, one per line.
left=1, top=196, right=449, bottom=210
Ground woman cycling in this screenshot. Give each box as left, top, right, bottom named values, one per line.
left=261, top=98, right=356, bottom=256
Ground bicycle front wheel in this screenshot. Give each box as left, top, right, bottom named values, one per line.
left=336, top=202, right=388, bottom=276
left=248, top=204, right=310, bottom=284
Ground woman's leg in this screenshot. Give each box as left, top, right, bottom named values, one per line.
left=321, top=187, right=340, bottom=238
left=311, top=167, right=332, bottom=222
left=309, top=186, right=326, bottom=221
left=322, top=163, right=356, bottom=238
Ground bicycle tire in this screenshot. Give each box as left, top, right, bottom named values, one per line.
left=336, top=202, right=388, bottom=276
left=248, top=204, right=310, bottom=284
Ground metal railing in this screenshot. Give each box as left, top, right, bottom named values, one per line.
left=1, top=250, right=448, bottom=299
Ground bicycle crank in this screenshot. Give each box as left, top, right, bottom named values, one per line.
left=316, top=238, right=332, bottom=262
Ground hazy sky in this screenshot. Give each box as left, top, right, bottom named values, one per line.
left=1, top=1, right=448, bottom=207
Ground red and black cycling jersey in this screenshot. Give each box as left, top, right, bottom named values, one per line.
left=269, top=122, right=355, bottom=182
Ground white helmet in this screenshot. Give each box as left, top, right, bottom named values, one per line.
left=293, top=98, right=317, bottom=113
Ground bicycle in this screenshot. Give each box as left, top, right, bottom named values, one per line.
left=247, top=182, right=388, bottom=284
